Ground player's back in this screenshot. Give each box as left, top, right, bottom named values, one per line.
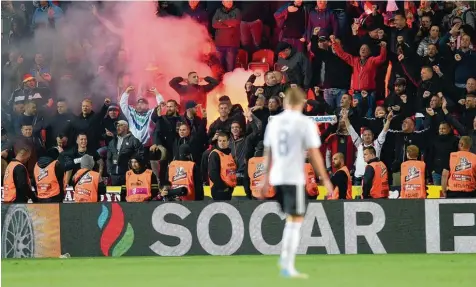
left=264, top=110, right=321, bottom=186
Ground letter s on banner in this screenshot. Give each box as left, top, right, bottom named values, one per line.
left=197, top=202, right=244, bottom=255
left=425, top=199, right=476, bottom=253
left=150, top=203, right=192, bottom=256
left=344, top=202, right=387, bottom=254
left=249, top=202, right=285, bottom=255
left=299, top=203, right=340, bottom=254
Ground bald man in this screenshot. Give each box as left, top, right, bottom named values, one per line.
left=330, top=153, right=352, bottom=199
left=442, top=136, right=476, bottom=198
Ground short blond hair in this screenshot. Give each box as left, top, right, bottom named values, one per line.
left=284, top=87, right=306, bottom=106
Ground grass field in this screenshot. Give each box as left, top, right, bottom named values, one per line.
left=2, top=254, right=476, bottom=287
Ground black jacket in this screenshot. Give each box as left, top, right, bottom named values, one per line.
left=207, top=117, right=234, bottom=145
left=169, top=76, right=219, bottom=112
left=100, top=114, right=127, bottom=146
left=245, top=74, right=288, bottom=106
left=310, top=35, right=351, bottom=89
left=426, top=134, right=459, bottom=174
left=45, top=112, right=75, bottom=149
left=34, top=156, right=65, bottom=203
left=107, top=133, right=144, bottom=176
left=151, top=113, right=183, bottom=160
left=9, top=86, right=51, bottom=109
left=71, top=105, right=108, bottom=151
left=276, top=47, right=312, bottom=90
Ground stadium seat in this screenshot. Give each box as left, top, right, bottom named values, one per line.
left=235, top=49, right=249, bottom=69
left=248, top=62, right=270, bottom=73
left=250, top=49, right=275, bottom=68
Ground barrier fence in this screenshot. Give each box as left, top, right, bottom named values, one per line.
left=1, top=185, right=445, bottom=203
left=2, top=199, right=475, bottom=258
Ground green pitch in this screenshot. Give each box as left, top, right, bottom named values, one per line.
left=2, top=254, right=476, bottom=287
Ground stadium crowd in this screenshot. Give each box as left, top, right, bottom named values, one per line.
left=2, top=0, right=476, bottom=203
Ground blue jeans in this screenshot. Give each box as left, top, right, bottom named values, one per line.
left=323, top=88, right=347, bottom=111
left=432, top=172, right=442, bottom=185
left=333, top=10, right=347, bottom=39
left=216, top=46, right=238, bottom=72
left=353, top=91, right=375, bottom=118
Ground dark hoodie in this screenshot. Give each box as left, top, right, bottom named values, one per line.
left=276, top=46, right=312, bottom=90
left=120, top=155, right=158, bottom=202
left=169, top=76, right=219, bottom=113
left=426, top=133, right=459, bottom=175
left=45, top=111, right=75, bottom=149
left=34, top=149, right=65, bottom=203
left=208, top=146, right=234, bottom=199
left=71, top=105, right=108, bottom=151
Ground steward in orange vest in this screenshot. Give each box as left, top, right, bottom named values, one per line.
left=243, top=141, right=274, bottom=199
left=400, top=145, right=427, bottom=199
left=33, top=148, right=65, bottom=203
left=362, top=146, right=389, bottom=199
left=329, top=153, right=352, bottom=199
left=122, top=155, right=159, bottom=202
left=72, top=155, right=106, bottom=202
left=165, top=144, right=204, bottom=201
left=208, top=133, right=237, bottom=200
left=443, top=136, right=476, bottom=198
left=3, top=147, right=36, bottom=203
left=304, top=162, right=319, bottom=199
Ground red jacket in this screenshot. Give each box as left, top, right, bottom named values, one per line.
left=332, top=43, right=387, bottom=91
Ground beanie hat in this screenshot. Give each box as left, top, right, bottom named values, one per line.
left=80, top=155, right=95, bottom=170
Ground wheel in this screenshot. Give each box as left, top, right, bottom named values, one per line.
left=1, top=205, right=35, bottom=258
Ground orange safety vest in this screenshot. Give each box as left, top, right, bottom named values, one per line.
left=209, top=149, right=237, bottom=189
left=448, top=151, right=476, bottom=192
left=305, top=163, right=319, bottom=197
left=248, top=156, right=275, bottom=198
left=3, top=161, right=31, bottom=203
left=168, top=160, right=195, bottom=201
left=366, top=161, right=389, bottom=199
left=330, top=166, right=352, bottom=200
left=73, top=168, right=100, bottom=203
left=34, top=160, right=62, bottom=199
left=125, top=169, right=153, bottom=202
left=400, top=160, right=427, bottom=199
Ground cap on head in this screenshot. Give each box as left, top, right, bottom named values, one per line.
left=275, top=42, right=292, bottom=54
left=115, top=120, right=129, bottom=127
left=107, top=104, right=120, bottom=112
left=185, top=100, right=197, bottom=110
left=23, top=74, right=35, bottom=83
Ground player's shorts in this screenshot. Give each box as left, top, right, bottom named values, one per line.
left=275, top=185, right=307, bottom=216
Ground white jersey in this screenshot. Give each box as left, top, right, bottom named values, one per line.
left=263, top=110, right=321, bottom=186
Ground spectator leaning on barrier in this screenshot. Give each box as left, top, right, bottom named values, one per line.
left=208, top=132, right=237, bottom=200
left=122, top=154, right=158, bottom=202
left=212, top=0, right=241, bottom=72
left=33, top=147, right=65, bottom=203
left=169, top=72, right=219, bottom=113
left=72, top=155, right=107, bottom=203
left=3, top=146, right=35, bottom=203
left=107, top=120, right=144, bottom=186
left=442, top=136, right=476, bottom=198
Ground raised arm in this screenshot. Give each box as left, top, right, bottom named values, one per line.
left=119, top=86, right=134, bottom=121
